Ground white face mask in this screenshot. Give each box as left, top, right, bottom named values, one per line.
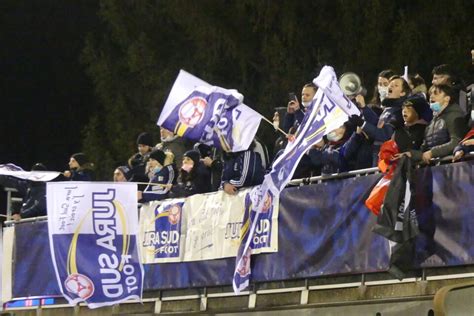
left=326, top=131, right=342, bottom=142
left=378, top=86, right=389, bottom=101
left=302, top=101, right=311, bottom=108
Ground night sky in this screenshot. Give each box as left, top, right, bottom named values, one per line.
left=1, top=1, right=99, bottom=172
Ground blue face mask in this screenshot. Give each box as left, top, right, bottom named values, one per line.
left=430, top=102, right=442, bottom=113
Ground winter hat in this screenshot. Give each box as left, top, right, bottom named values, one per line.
left=148, top=149, right=166, bottom=166
left=31, top=163, right=47, bottom=171
left=136, top=132, right=153, bottom=147
left=193, top=143, right=213, bottom=158
left=183, top=150, right=201, bottom=166
left=403, top=95, right=432, bottom=122
left=71, top=153, right=89, bottom=166
left=117, top=165, right=131, bottom=180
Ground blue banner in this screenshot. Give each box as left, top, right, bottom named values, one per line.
left=9, top=161, right=474, bottom=296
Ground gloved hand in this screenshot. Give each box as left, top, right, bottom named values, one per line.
left=348, top=114, right=364, bottom=127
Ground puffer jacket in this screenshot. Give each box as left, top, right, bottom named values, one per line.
left=412, top=103, right=467, bottom=160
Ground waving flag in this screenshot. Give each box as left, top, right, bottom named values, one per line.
left=157, top=70, right=262, bottom=152
left=0, top=164, right=60, bottom=182
left=233, top=66, right=360, bottom=293
left=47, top=182, right=143, bottom=308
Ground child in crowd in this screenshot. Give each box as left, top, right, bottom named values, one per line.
left=393, top=96, right=431, bottom=152
left=138, top=149, right=176, bottom=202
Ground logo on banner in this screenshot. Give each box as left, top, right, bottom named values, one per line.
left=251, top=191, right=273, bottom=249
left=142, top=202, right=183, bottom=258
left=64, top=273, right=95, bottom=300
left=179, top=97, right=207, bottom=127
left=65, top=189, right=139, bottom=299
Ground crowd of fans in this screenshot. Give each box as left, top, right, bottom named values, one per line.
left=2, top=63, right=474, bottom=221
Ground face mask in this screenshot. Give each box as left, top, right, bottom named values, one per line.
left=378, top=86, right=388, bottom=101
left=430, top=102, right=442, bottom=113
left=181, top=163, right=193, bottom=172
left=326, top=131, right=342, bottom=142
left=302, top=101, right=311, bottom=108
left=153, top=166, right=162, bottom=173
left=471, top=110, right=474, bottom=122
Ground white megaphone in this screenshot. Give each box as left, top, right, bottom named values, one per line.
left=339, top=72, right=366, bottom=97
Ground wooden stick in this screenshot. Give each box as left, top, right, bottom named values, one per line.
left=260, top=115, right=288, bottom=137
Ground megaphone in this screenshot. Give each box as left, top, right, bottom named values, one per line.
left=339, top=72, right=366, bottom=97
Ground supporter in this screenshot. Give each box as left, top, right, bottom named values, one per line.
left=278, top=83, right=317, bottom=133
left=307, top=120, right=360, bottom=174
left=194, top=142, right=223, bottom=192
left=64, top=153, right=94, bottom=181
left=171, top=150, right=212, bottom=197
left=253, top=136, right=270, bottom=171
left=113, top=165, right=131, bottom=182
left=0, top=163, right=48, bottom=220
left=431, top=64, right=459, bottom=86
left=357, top=75, right=411, bottom=165
left=431, top=64, right=469, bottom=116
left=128, top=132, right=154, bottom=183
left=155, top=127, right=193, bottom=170
left=138, top=149, right=176, bottom=202
left=453, top=118, right=474, bottom=161
left=221, top=141, right=264, bottom=195
left=407, top=73, right=428, bottom=97
left=393, top=96, right=432, bottom=152
left=368, top=69, right=395, bottom=116
left=409, top=84, right=467, bottom=164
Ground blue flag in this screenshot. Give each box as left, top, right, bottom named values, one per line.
left=233, top=66, right=360, bottom=293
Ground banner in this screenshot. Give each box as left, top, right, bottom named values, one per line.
left=7, top=161, right=474, bottom=296
left=157, top=70, right=261, bottom=152
left=47, top=182, right=143, bottom=309
left=139, top=190, right=278, bottom=264
left=0, top=164, right=60, bottom=182
left=233, top=65, right=360, bottom=293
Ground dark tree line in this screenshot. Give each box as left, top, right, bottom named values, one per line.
left=80, top=0, right=474, bottom=179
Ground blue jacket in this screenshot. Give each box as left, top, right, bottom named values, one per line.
left=308, top=133, right=372, bottom=174
left=222, top=150, right=264, bottom=188
left=361, top=97, right=407, bottom=143
left=282, top=109, right=305, bottom=133
left=141, top=165, right=176, bottom=202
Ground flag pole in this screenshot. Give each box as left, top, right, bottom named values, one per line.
left=260, top=115, right=288, bottom=137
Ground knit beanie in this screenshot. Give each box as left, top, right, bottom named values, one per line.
left=193, top=143, right=213, bottom=158
left=136, top=132, right=153, bottom=147
left=403, top=95, right=432, bottom=122
left=117, top=165, right=131, bottom=180
left=183, top=150, right=201, bottom=166
left=148, top=149, right=166, bottom=166
left=71, top=153, right=89, bottom=166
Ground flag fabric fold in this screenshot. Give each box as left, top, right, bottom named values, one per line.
left=372, top=156, right=419, bottom=279
left=233, top=66, right=360, bottom=293
left=0, top=164, right=60, bottom=182
left=157, top=70, right=261, bottom=152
